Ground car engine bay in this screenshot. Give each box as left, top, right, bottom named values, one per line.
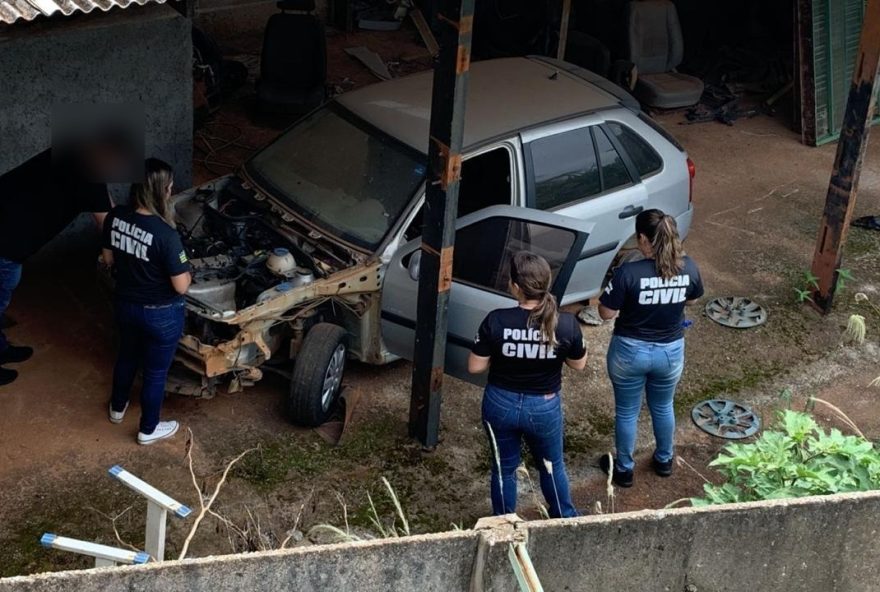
left=174, top=177, right=346, bottom=317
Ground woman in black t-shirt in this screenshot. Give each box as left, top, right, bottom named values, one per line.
left=102, top=159, right=192, bottom=446
left=469, top=252, right=588, bottom=518
left=598, top=209, right=704, bottom=488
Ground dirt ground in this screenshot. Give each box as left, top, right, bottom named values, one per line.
left=2, top=25, right=880, bottom=576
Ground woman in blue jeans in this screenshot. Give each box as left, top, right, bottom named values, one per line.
left=102, top=159, right=192, bottom=445
left=598, top=209, right=704, bottom=487
left=469, top=252, right=588, bottom=518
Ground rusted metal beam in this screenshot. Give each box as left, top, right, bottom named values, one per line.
left=809, top=0, right=880, bottom=312
left=409, top=0, right=475, bottom=448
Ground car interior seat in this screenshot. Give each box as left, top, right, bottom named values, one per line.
left=625, top=0, right=703, bottom=109
left=256, top=0, right=327, bottom=114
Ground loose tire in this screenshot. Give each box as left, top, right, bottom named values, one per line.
left=287, top=323, right=347, bottom=427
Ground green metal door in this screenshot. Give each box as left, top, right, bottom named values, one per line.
left=811, top=0, right=880, bottom=144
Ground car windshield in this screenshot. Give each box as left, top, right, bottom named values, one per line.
left=246, top=105, right=427, bottom=251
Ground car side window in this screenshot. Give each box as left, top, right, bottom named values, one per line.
left=452, top=217, right=578, bottom=295
left=529, top=127, right=600, bottom=210
left=606, top=121, right=663, bottom=178
left=404, top=147, right=512, bottom=241
left=594, top=127, right=632, bottom=191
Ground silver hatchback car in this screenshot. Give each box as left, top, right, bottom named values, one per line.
left=170, top=56, right=694, bottom=425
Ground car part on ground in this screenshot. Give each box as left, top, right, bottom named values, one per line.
left=287, top=323, right=348, bottom=427
left=705, top=297, right=767, bottom=329
left=692, top=399, right=761, bottom=439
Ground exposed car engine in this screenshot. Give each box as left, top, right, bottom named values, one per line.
left=174, top=178, right=323, bottom=316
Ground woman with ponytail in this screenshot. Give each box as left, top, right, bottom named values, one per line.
left=102, top=158, right=192, bottom=445
left=468, top=251, right=587, bottom=518
left=598, top=209, right=704, bottom=487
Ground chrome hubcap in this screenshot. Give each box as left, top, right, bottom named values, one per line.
left=321, top=344, right=346, bottom=411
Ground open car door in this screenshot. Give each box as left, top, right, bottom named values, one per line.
left=381, top=205, right=595, bottom=384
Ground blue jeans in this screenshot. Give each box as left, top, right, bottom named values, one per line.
left=111, top=300, right=185, bottom=434
left=607, top=335, right=685, bottom=472
left=482, top=384, right=577, bottom=518
left=0, top=257, right=23, bottom=354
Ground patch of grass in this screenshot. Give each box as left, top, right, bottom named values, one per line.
left=677, top=360, right=787, bottom=416
left=234, top=413, right=407, bottom=491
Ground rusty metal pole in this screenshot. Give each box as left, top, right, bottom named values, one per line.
left=809, top=0, right=880, bottom=313
left=409, top=0, right=475, bottom=447
left=557, top=0, right=572, bottom=61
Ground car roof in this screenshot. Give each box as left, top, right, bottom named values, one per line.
left=335, top=57, right=626, bottom=154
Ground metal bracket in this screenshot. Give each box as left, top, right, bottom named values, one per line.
left=108, top=466, right=192, bottom=561
left=40, top=534, right=149, bottom=568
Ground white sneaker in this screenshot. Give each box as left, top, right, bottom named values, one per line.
left=137, top=420, right=179, bottom=446
left=109, top=402, right=129, bottom=424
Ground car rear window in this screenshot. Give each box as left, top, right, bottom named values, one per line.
left=637, top=112, right=685, bottom=152
left=607, top=121, right=663, bottom=178
left=595, top=127, right=632, bottom=190
left=529, top=127, right=601, bottom=209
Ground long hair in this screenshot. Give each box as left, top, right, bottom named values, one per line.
left=510, top=251, right=559, bottom=348
left=130, top=158, right=175, bottom=227
left=636, top=208, right=684, bottom=279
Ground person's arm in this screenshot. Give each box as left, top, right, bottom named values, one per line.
left=102, top=248, right=114, bottom=267
left=163, top=231, right=192, bottom=295
left=468, top=353, right=491, bottom=374
left=685, top=261, right=705, bottom=306
left=564, top=317, right=588, bottom=370
left=468, top=315, right=494, bottom=374
left=93, top=211, right=108, bottom=230
left=598, top=304, right=619, bottom=320
left=565, top=350, right=588, bottom=370
left=598, top=267, right=627, bottom=321
left=170, top=271, right=192, bottom=295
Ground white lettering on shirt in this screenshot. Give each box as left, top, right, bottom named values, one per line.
left=637, top=274, right=690, bottom=305
left=110, top=216, right=154, bottom=262
left=500, top=326, right=558, bottom=360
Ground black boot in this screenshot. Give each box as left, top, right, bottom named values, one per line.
left=0, top=367, right=18, bottom=386
left=0, top=345, right=33, bottom=365
left=598, top=454, right=634, bottom=488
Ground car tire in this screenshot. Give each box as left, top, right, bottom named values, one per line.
left=287, top=323, right=348, bottom=427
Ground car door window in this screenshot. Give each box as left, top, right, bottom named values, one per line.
left=606, top=121, right=662, bottom=178
left=453, top=217, right=579, bottom=296
left=404, top=147, right=512, bottom=241
left=529, top=127, right=600, bottom=209
left=595, top=127, right=632, bottom=191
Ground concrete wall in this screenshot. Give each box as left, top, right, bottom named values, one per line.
left=2, top=491, right=879, bottom=592
left=0, top=4, right=193, bottom=193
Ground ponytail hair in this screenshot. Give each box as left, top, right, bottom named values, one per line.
left=509, top=251, right=559, bottom=348
left=636, top=209, right=684, bottom=279
left=130, top=158, right=175, bottom=227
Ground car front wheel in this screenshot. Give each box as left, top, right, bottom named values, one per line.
left=287, top=323, right=347, bottom=427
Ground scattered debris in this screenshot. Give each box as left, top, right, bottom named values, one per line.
left=851, top=215, right=880, bottom=231
left=691, top=399, right=761, bottom=440
left=345, top=46, right=392, bottom=80
left=576, top=307, right=603, bottom=326
left=705, top=297, right=767, bottom=329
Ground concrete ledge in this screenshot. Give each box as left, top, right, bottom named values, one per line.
left=2, top=492, right=879, bottom=592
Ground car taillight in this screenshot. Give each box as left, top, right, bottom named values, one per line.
left=687, top=157, right=696, bottom=204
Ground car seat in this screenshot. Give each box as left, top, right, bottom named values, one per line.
left=256, top=0, right=327, bottom=114
left=625, top=0, right=703, bottom=109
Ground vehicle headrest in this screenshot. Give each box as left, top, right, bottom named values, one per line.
left=277, top=0, right=315, bottom=10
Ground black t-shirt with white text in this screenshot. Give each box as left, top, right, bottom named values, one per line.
left=0, top=149, right=111, bottom=263
left=471, top=307, right=587, bottom=394
left=599, top=256, right=704, bottom=343
left=102, top=206, right=191, bottom=305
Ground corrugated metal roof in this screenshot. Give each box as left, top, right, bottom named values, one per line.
left=0, top=0, right=167, bottom=25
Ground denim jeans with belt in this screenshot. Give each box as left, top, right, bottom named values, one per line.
left=607, top=335, right=685, bottom=472
left=111, top=299, right=185, bottom=434
left=0, top=257, right=23, bottom=354
left=482, top=384, right=578, bottom=518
